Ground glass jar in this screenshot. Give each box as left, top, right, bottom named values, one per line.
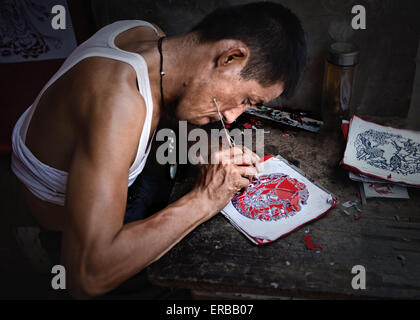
left=322, top=42, right=359, bottom=130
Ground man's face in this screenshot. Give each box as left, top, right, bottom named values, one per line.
left=173, top=43, right=285, bottom=125
left=175, top=74, right=284, bottom=125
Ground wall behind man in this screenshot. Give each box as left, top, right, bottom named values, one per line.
left=90, top=0, right=420, bottom=119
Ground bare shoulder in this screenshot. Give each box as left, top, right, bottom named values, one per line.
left=72, top=58, right=147, bottom=165
left=75, top=56, right=146, bottom=122
left=150, top=23, right=166, bottom=37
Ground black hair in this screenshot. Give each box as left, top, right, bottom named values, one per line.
left=191, top=2, right=307, bottom=98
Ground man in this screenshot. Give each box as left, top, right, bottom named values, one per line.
left=11, top=2, right=306, bottom=298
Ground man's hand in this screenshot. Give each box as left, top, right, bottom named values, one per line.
left=192, top=146, right=261, bottom=217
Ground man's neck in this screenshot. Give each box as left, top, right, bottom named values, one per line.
left=140, top=34, right=199, bottom=115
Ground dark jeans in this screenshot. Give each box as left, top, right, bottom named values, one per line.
left=39, top=166, right=174, bottom=266
left=124, top=171, right=173, bottom=223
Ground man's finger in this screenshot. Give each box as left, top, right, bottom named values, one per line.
left=230, top=146, right=259, bottom=166
left=235, top=177, right=251, bottom=191
left=231, top=152, right=255, bottom=166
left=241, top=146, right=260, bottom=164
left=237, top=166, right=258, bottom=179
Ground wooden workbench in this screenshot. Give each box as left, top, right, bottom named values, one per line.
left=145, top=117, right=420, bottom=299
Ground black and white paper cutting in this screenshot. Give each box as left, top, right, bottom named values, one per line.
left=342, top=116, right=420, bottom=187
left=0, top=0, right=77, bottom=63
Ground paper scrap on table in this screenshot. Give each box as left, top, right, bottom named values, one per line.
left=362, top=182, right=409, bottom=199
left=244, top=106, right=323, bottom=132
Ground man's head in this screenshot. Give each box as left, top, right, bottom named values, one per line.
left=173, top=2, right=307, bottom=125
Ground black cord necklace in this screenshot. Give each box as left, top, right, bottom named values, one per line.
left=158, top=36, right=177, bottom=179
left=157, top=36, right=166, bottom=108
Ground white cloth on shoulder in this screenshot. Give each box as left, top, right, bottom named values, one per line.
left=11, top=20, right=158, bottom=206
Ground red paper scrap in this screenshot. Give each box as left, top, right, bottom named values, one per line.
left=354, top=215, right=362, bottom=220
left=369, top=183, right=392, bottom=195
left=244, top=123, right=252, bottom=129
left=304, top=235, right=323, bottom=251
left=341, top=121, right=350, bottom=140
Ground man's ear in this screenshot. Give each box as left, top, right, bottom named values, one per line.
left=216, top=42, right=249, bottom=69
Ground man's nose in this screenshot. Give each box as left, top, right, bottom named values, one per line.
left=222, top=107, right=243, bottom=124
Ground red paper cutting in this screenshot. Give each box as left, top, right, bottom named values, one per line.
left=232, top=173, right=309, bottom=221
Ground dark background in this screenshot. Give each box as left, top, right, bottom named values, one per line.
left=90, top=0, right=420, bottom=120
left=1, top=0, right=420, bottom=153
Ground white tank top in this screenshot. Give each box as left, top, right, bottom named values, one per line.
left=11, top=20, right=159, bottom=206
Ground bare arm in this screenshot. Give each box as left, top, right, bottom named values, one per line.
left=61, top=89, right=258, bottom=299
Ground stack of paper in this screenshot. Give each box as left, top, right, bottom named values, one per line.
left=221, top=156, right=336, bottom=245
left=341, top=116, right=420, bottom=199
